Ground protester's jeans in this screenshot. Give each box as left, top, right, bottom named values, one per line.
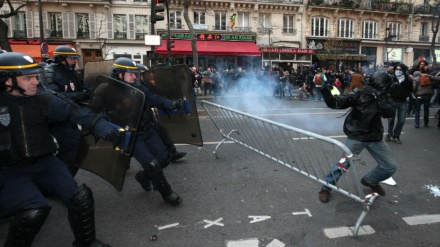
left=286, top=84, right=293, bottom=98
left=387, top=100, right=407, bottom=138
left=431, top=89, right=438, bottom=105
left=315, top=86, right=322, bottom=100
left=414, top=94, right=431, bottom=126
left=322, top=138, right=397, bottom=192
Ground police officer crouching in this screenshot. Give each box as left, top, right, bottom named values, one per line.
left=0, top=52, right=122, bottom=246
left=111, top=57, right=182, bottom=205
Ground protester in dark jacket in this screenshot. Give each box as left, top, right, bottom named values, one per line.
left=318, top=71, right=397, bottom=203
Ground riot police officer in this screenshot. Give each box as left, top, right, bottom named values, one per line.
left=0, top=52, right=122, bottom=246
left=111, top=57, right=182, bottom=205
left=137, top=63, right=187, bottom=162
left=39, top=45, right=86, bottom=176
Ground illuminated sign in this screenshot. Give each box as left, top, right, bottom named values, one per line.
left=261, top=48, right=314, bottom=54
left=159, top=33, right=256, bottom=42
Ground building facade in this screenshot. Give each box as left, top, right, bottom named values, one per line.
left=1, top=0, right=439, bottom=71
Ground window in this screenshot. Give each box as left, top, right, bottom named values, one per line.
left=421, top=22, right=428, bottom=36
left=283, top=15, right=295, bottom=34
left=49, top=13, right=62, bottom=38
left=386, top=22, right=400, bottom=41
left=311, top=17, right=328, bottom=37
left=135, top=15, right=149, bottom=40
left=169, top=11, right=182, bottom=29
left=193, top=11, right=205, bottom=25
left=338, top=18, right=354, bottom=38
left=237, top=12, right=250, bottom=32
left=76, top=13, right=89, bottom=39
left=114, top=14, right=127, bottom=39
left=362, top=20, right=377, bottom=39
left=259, top=13, right=271, bottom=29
left=13, top=12, right=26, bottom=38
left=214, top=12, right=227, bottom=30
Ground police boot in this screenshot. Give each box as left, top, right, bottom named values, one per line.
left=170, top=151, right=187, bottom=162
left=147, top=159, right=182, bottom=206
left=135, top=170, right=152, bottom=191
left=4, top=207, right=51, bottom=247
left=70, top=184, right=111, bottom=247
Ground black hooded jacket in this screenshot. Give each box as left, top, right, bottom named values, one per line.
left=321, top=71, right=395, bottom=142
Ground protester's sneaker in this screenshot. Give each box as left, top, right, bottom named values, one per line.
left=318, top=189, right=331, bottom=203
left=391, top=137, right=402, bottom=144
left=361, top=178, right=385, bottom=195
left=385, top=136, right=391, bottom=142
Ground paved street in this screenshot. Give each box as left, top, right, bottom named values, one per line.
left=1, top=93, right=439, bottom=247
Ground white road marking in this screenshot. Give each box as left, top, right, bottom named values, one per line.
left=403, top=214, right=440, bottom=225
left=226, top=238, right=259, bottom=247
left=204, top=218, right=224, bottom=228
left=323, top=225, right=375, bottom=238
left=157, top=223, right=179, bottom=230
left=249, top=215, right=271, bottom=223
left=266, top=239, right=285, bottom=247
left=292, top=208, right=312, bottom=217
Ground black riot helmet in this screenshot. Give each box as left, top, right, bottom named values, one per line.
left=111, top=57, right=139, bottom=83
left=137, top=63, right=148, bottom=73
left=367, top=71, right=394, bottom=96
left=53, top=45, right=80, bottom=70
left=0, top=52, right=41, bottom=94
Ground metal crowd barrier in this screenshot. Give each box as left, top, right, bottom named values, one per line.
left=201, top=100, right=379, bottom=238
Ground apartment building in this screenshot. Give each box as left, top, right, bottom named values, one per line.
left=1, top=0, right=438, bottom=70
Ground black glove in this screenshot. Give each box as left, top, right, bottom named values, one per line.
left=362, top=86, right=378, bottom=99
left=75, top=91, right=90, bottom=102
left=172, top=99, right=184, bottom=110
left=106, top=129, right=126, bottom=149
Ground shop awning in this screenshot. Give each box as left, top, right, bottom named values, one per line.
left=9, top=44, right=60, bottom=62
left=156, top=40, right=261, bottom=56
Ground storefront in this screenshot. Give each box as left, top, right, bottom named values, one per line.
left=260, top=47, right=313, bottom=71
left=4, top=39, right=72, bottom=62
left=155, top=32, right=261, bottom=71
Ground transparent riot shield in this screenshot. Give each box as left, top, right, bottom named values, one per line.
left=142, top=64, right=203, bottom=147
left=83, top=60, right=114, bottom=87
left=78, top=75, right=145, bottom=191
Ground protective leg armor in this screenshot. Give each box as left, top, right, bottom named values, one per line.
left=4, top=207, right=51, bottom=247
left=70, top=184, right=111, bottom=247
left=146, top=158, right=182, bottom=205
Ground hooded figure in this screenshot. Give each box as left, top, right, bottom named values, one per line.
left=318, top=71, right=397, bottom=203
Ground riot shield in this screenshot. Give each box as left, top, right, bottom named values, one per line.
left=83, top=60, right=114, bottom=87
left=142, top=64, right=203, bottom=147
left=78, top=75, right=145, bottom=191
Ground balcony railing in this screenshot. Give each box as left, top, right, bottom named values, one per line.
left=386, top=35, right=400, bottom=41
left=413, top=5, right=432, bottom=14
left=282, top=28, right=297, bottom=35
left=212, top=25, right=228, bottom=31
left=362, top=33, right=378, bottom=39
left=236, top=27, right=252, bottom=32
left=239, top=0, right=303, bottom=3
left=338, top=31, right=354, bottom=38
left=308, top=0, right=415, bottom=14
left=13, top=30, right=26, bottom=38
left=50, top=30, right=63, bottom=38
left=114, top=31, right=127, bottom=39
left=77, top=31, right=90, bottom=39
left=419, top=35, right=429, bottom=42
left=135, top=32, right=147, bottom=40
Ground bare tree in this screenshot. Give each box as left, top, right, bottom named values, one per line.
left=183, top=0, right=198, bottom=69
left=316, top=38, right=348, bottom=70
left=422, top=0, right=440, bottom=66
left=95, top=11, right=114, bottom=60
left=0, top=0, right=28, bottom=51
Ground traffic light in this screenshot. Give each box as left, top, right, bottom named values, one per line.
left=167, top=39, right=175, bottom=50
left=151, top=0, right=165, bottom=24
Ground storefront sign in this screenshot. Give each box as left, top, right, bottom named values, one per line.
left=8, top=39, right=41, bottom=45
left=159, top=33, right=256, bottom=42
left=260, top=48, right=314, bottom=54
left=307, top=39, right=360, bottom=54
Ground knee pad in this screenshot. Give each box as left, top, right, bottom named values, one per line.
left=145, top=158, right=164, bottom=176
left=5, top=207, right=51, bottom=247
